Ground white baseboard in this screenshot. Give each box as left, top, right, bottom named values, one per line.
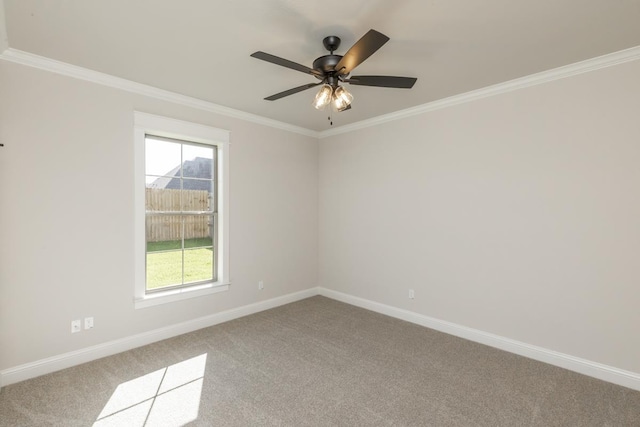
left=318, top=287, right=640, bottom=392
left=0, top=287, right=319, bottom=388
left=4, top=286, right=639, bottom=392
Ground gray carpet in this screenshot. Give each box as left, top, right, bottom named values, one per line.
left=1, top=296, right=639, bottom=426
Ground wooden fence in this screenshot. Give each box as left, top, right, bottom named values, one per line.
left=146, top=188, right=213, bottom=243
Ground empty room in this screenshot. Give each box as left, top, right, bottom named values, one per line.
left=1, top=1, right=639, bottom=425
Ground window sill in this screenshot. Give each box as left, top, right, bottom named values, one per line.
left=134, top=282, right=230, bottom=309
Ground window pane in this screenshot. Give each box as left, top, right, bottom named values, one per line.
left=146, top=137, right=181, bottom=177
left=146, top=214, right=183, bottom=290
left=146, top=215, right=182, bottom=246
left=181, top=184, right=212, bottom=211
left=146, top=187, right=182, bottom=212
left=146, top=175, right=181, bottom=192
left=183, top=214, right=212, bottom=242
left=184, top=235, right=213, bottom=249
left=183, top=214, right=213, bottom=284
left=147, top=250, right=183, bottom=290
left=181, top=178, right=212, bottom=193
left=182, top=145, right=213, bottom=178
left=184, top=248, right=213, bottom=284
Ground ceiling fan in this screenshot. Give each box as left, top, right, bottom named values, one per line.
left=250, top=29, right=417, bottom=113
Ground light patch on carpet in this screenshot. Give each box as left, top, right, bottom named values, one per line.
left=93, top=353, right=207, bottom=426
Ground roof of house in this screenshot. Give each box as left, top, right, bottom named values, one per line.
left=150, top=157, right=213, bottom=191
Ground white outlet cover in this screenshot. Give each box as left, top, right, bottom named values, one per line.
left=71, top=320, right=81, bottom=333
left=84, top=317, right=94, bottom=329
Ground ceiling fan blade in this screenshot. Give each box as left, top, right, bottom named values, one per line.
left=346, top=75, right=417, bottom=89
left=334, top=29, right=390, bottom=75
left=251, top=51, right=321, bottom=77
left=264, top=82, right=322, bottom=101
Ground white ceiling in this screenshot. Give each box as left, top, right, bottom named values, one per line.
left=2, top=0, right=640, bottom=132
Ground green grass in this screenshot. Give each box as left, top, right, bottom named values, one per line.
left=147, top=237, right=213, bottom=252
left=146, top=238, right=214, bottom=290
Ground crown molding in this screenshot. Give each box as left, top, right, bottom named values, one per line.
left=1, top=42, right=639, bottom=140
left=318, top=45, right=640, bottom=139
left=0, top=48, right=319, bottom=138
left=0, top=0, right=8, bottom=54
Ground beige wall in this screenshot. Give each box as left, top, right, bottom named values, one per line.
left=0, top=61, right=318, bottom=370
left=2, top=54, right=640, bottom=379
left=319, top=60, right=640, bottom=373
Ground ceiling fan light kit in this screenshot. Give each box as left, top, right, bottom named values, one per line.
left=312, top=84, right=353, bottom=112
left=251, top=29, right=417, bottom=120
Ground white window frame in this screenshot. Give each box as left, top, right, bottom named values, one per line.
left=134, top=112, right=230, bottom=309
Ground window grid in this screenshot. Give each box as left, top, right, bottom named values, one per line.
left=144, top=135, right=217, bottom=293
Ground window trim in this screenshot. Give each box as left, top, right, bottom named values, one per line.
left=134, top=112, right=230, bottom=309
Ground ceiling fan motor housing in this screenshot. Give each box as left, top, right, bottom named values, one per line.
left=313, top=36, right=344, bottom=84
left=313, top=55, right=343, bottom=76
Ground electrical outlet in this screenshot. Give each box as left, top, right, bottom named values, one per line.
left=71, top=319, right=81, bottom=333
left=258, top=280, right=264, bottom=290
left=84, top=317, right=94, bottom=330
left=408, top=289, right=415, bottom=299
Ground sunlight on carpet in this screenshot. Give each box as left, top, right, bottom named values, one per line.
left=93, top=354, right=207, bottom=426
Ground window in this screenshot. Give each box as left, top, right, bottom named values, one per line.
left=145, top=136, right=216, bottom=289
left=134, top=112, right=230, bottom=308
